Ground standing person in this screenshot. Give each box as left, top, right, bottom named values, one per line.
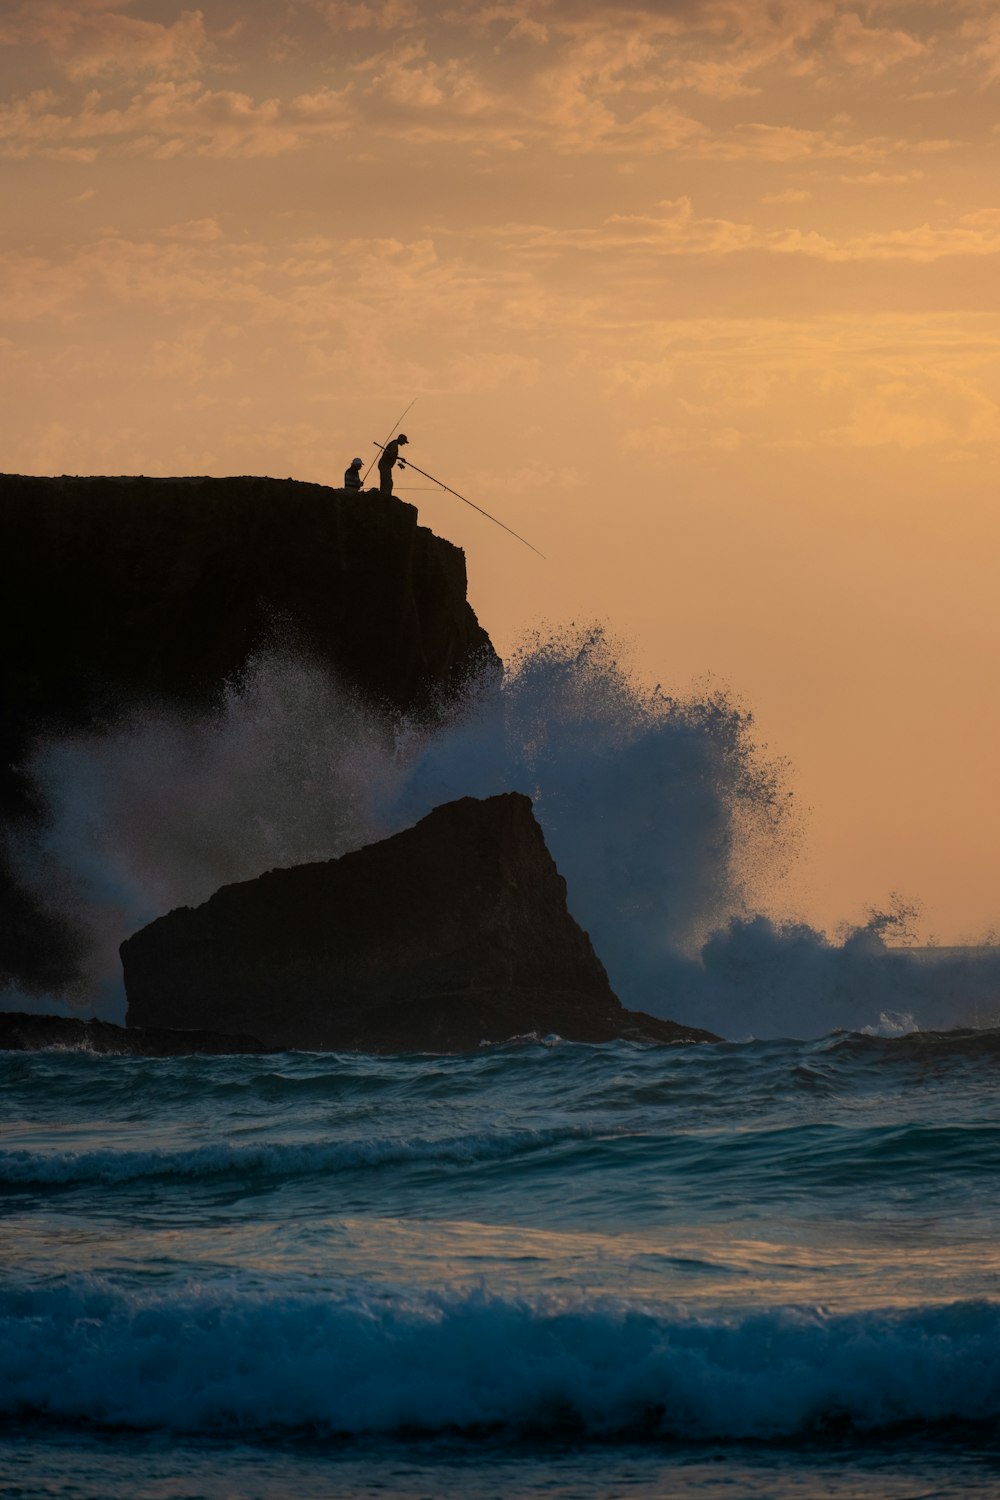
left=378, top=433, right=408, bottom=496
left=344, top=457, right=364, bottom=490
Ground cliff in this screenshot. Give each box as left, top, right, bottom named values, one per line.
left=122, top=793, right=717, bottom=1052
left=0, top=474, right=499, bottom=991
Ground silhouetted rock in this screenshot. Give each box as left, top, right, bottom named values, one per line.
left=122, top=793, right=717, bottom=1052
left=0, top=1011, right=268, bottom=1057
left=0, top=474, right=499, bottom=992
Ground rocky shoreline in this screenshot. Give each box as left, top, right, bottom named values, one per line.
left=1, top=473, right=715, bottom=1052
left=0, top=1011, right=269, bottom=1057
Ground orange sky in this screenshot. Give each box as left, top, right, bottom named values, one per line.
left=2, top=0, right=999, bottom=942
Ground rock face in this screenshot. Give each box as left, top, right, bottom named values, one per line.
left=0, top=474, right=499, bottom=991
left=122, top=793, right=717, bottom=1052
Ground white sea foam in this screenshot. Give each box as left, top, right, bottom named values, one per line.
left=1, top=1280, right=997, bottom=1439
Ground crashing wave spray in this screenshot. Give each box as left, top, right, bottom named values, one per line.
left=8, top=652, right=403, bottom=1015
left=391, top=631, right=1000, bottom=1037
left=698, top=910, right=1000, bottom=1039
left=7, top=627, right=795, bottom=1025
left=7, top=627, right=999, bottom=1037
left=387, top=626, right=796, bottom=1006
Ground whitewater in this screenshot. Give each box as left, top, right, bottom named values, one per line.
left=4, top=1033, right=1000, bottom=1496
left=3, top=631, right=1000, bottom=1497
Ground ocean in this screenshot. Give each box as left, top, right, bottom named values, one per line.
left=3, top=1030, right=1000, bottom=1498
left=4, top=631, right=1000, bottom=1496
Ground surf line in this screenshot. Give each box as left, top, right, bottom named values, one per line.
left=373, top=442, right=547, bottom=561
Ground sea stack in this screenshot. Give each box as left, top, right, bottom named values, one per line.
left=122, top=793, right=717, bottom=1052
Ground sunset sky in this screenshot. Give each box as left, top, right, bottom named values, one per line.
left=2, top=0, right=999, bottom=942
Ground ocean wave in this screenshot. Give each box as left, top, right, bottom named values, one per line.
left=5, top=1115, right=1000, bottom=1200
left=0, top=1125, right=594, bottom=1187
left=830, top=1026, right=1000, bottom=1062
left=2, top=1281, right=998, bottom=1440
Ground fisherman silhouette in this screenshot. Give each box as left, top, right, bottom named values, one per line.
left=344, top=457, right=363, bottom=491
left=378, top=433, right=408, bottom=496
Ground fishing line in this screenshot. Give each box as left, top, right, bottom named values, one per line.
left=374, top=442, right=546, bottom=560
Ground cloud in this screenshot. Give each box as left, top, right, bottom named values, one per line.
left=0, top=232, right=280, bottom=325
left=231, top=2, right=977, bottom=160
left=0, top=226, right=538, bottom=348
left=769, top=213, right=1000, bottom=262
left=159, top=217, right=225, bottom=242
left=448, top=350, right=541, bottom=391
left=0, top=0, right=984, bottom=167
left=150, top=317, right=237, bottom=382
left=4, top=0, right=1000, bottom=505
left=460, top=0, right=931, bottom=98
left=343, top=29, right=709, bottom=154
left=613, top=312, right=1000, bottom=457
left=346, top=26, right=697, bottom=154
left=830, top=12, right=926, bottom=74
left=0, top=81, right=354, bottom=160
left=474, top=198, right=1000, bottom=265
left=562, top=197, right=758, bottom=254
left=961, top=10, right=1000, bottom=82
left=315, top=0, right=419, bottom=30
left=4, top=210, right=1000, bottom=480
left=623, top=421, right=745, bottom=454
left=760, top=188, right=812, bottom=202
left=368, top=49, right=497, bottom=118
left=0, top=3, right=212, bottom=80
left=838, top=169, right=924, bottom=184
left=686, top=120, right=892, bottom=162
left=823, top=372, right=1000, bottom=450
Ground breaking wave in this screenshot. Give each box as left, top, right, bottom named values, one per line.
left=7, top=627, right=1000, bottom=1039
left=2, top=1280, right=998, bottom=1441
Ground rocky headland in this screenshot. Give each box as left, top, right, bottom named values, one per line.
left=0, top=474, right=498, bottom=992
left=122, top=792, right=718, bottom=1052
left=1, top=472, right=715, bottom=1052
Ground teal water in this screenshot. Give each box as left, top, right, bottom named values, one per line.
left=3, top=1031, right=1000, bottom=1497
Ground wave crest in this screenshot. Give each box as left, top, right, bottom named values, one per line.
left=2, top=1281, right=998, bottom=1440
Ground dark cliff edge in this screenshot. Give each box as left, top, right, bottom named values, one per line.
left=122, top=793, right=719, bottom=1053
left=0, top=474, right=500, bottom=991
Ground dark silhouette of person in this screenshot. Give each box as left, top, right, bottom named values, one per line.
left=344, top=457, right=363, bottom=490
left=378, top=433, right=408, bottom=496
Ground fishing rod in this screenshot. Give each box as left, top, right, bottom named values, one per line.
left=362, top=397, right=416, bottom=487
left=373, top=443, right=546, bottom=560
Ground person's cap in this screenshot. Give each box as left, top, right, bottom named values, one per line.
left=397, top=433, right=409, bottom=443
left=351, top=457, right=362, bottom=466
